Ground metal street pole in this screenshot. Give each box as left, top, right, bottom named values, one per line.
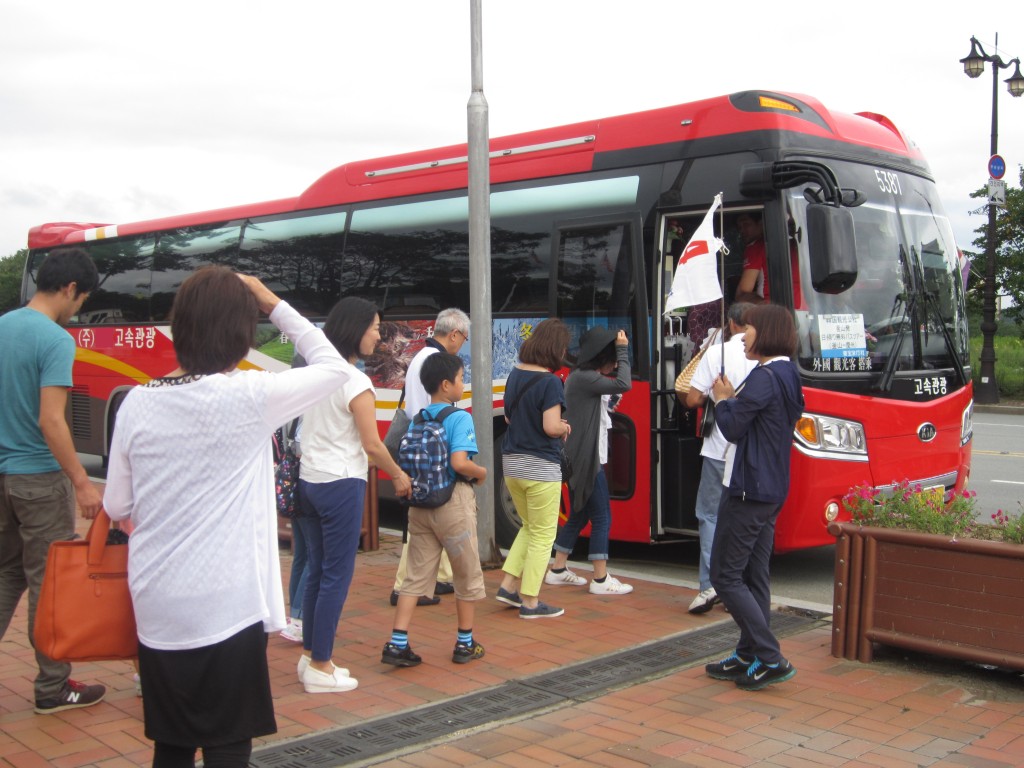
left=467, top=0, right=499, bottom=563
left=960, top=34, right=1024, bottom=404
left=978, top=57, right=1000, bottom=405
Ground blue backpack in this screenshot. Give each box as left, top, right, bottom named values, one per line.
left=398, top=406, right=461, bottom=508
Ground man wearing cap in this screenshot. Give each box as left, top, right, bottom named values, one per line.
left=544, top=326, right=633, bottom=595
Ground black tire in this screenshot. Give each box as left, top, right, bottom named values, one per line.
left=492, top=432, right=522, bottom=549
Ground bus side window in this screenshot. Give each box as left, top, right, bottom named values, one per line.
left=555, top=221, right=637, bottom=366
left=70, top=235, right=155, bottom=324
left=240, top=211, right=347, bottom=317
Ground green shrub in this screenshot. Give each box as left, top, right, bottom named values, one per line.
left=969, top=333, right=1024, bottom=399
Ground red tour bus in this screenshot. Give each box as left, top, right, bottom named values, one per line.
left=22, top=90, right=973, bottom=552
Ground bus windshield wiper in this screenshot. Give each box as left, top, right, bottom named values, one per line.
left=876, top=291, right=914, bottom=393
left=921, top=289, right=967, bottom=386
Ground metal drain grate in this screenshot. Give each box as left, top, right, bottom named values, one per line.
left=250, top=611, right=819, bottom=767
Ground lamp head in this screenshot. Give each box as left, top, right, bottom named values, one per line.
left=960, top=37, right=986, bottom=79
left=1006, top=60, right=1024, bottom=97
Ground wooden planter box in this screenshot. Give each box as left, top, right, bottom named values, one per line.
left=828, top=521, right=1024, bottom=671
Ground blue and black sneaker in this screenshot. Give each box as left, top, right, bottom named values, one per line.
left=735, top=657, right=796, bottom=690
left=705, top=652, right=753, bottom=681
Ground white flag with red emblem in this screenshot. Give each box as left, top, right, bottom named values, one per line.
left=664, top=195, right=724, bottom=313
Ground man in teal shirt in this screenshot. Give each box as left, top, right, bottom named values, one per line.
left=0, top=247, right=106, bottom=714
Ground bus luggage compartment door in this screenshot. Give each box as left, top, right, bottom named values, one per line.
left=659, top=432, right=702, bottom=533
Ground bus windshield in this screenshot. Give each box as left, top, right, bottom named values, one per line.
left=790, top=161, right=970, bottom=383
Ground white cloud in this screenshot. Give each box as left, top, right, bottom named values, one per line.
left=1, top=0, right=1022, bottom=256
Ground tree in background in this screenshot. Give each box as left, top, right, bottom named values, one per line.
left=967, top=166, right=1024, bottom=332
left=0, top=249, right=28, bottom=314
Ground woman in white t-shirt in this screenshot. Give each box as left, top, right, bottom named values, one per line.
left=296, top=297, right=412, bottom=693
left=104, top=268, right=355, bottom=767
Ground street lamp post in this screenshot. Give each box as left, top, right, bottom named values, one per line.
left=959, top=35, right=1024, bottom=404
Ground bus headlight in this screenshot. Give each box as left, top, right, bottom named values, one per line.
left=960, top=400, right=973, bottom=446
left=795, top=413, right=867, bottom=456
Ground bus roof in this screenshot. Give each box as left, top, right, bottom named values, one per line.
left=28, top=90, right=925, bottom=250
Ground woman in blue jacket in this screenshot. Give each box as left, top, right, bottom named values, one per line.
left=705, top=304, right=804, bottom=691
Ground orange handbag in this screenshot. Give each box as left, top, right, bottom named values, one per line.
left=34, top=509, right=138, bottom=662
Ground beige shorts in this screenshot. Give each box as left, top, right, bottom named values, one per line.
left=401, top=482, right=486, bottom=601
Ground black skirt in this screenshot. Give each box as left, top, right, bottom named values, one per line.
left=137, top=621, right=277, bottom=747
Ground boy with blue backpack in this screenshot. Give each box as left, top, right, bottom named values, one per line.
left=383, top=352, right=488, bottom=666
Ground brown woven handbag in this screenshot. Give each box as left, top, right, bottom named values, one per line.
left=674, top=329, right=719, bottom=396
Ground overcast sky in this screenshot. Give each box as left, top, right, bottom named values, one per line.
left=2, top=1, right=1022, bottom=260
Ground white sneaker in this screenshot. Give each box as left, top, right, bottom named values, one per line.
left=588, top=575, right=633, bottom=595
left=544, top=567, right=588, bottom=587
left=688, top=587, right=719, bottom=614
left=301, top=664, right=358, bottom=694
left=297, top=655, right=349, bottom=682
left=280, top=618, right=303, bottom=643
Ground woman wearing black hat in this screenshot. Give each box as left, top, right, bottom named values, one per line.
left=545, top=327, right=633, bottom=595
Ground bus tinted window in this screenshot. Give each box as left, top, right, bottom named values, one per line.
left=150, top=225, right=242, bottom=320
left=347, top=200, right=469, bottom=315
left=239, top=211, right=347, bottom=317
left=492, top=176, right=641, bottom=317
left=74, top=236, right=155, bottom=324
left=556, top=221, right=636, bottom=362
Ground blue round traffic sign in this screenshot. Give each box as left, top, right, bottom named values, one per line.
left=989, top=154, right=1006, bottom=180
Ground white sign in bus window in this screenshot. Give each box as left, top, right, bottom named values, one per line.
left=818, top=314, right=868, bottom=359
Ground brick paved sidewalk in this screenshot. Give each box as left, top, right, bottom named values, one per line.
left=2, top=523, right=1022, bottom=767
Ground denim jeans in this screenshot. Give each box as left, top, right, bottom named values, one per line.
left=694, top=457, right=726, bottom=591
left=288, top=519, right=308, bottom=621
left=297, top=477, right=365, bottom=663
left=552, top=468, right=610, bottom=561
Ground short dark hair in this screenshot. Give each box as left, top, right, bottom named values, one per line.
left=324, top=296, right=378, bottom=360
left=744, top=303, right=797, bottom=358
left=36, top=247, right=99, bottom=297
left=171, top=266, right=256, bottom=374
left=420, top=352, right=464, bottom=395
left=518, top=318, right=569, bottom=371
left=725, top=301, right=752, bottom=340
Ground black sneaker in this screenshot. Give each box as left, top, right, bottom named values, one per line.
left=518, top=601, right=564, bottom=619
left=735, top=658, right=796, bottom=690
left=452, top=641, right=485, bottom=664
left=495, top=587, right=522, bottom=608
left=705, top=652, right=753, bottom=681
left=389, top=591, right=440, bottom=607
left=434, top=581, right=455, bottom=595
left=34, top=679, right=106, bottom=714
left=381, top=642, right=422, bottom=667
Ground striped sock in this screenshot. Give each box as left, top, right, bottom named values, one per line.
left=391, top=630, right=409, bottom=649
left=457, top=628, right=473, bottom=646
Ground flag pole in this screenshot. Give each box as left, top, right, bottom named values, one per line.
left=717, top=194, right=726, bottom=378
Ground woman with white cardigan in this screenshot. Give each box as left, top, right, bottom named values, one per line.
left=104, top=267, right=355, bottom=768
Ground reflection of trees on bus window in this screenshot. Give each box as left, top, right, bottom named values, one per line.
left=239, top=211, right=347, bottom=317
left=556, top=222, right=636, bottom=366
left=150, top=225, right=242, bottom=320
left=66, top=235, right=155, bottom=324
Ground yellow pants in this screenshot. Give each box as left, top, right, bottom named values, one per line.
left=501, top=477, right=561, bottom=597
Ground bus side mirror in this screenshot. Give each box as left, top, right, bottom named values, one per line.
left=807, top=204, right=858, bottom=294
